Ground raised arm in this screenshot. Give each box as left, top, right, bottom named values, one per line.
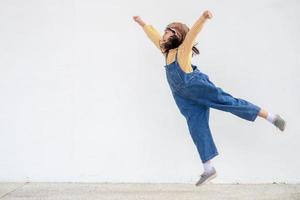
left=177, top=10, right=212, bottom=73
left=180, top=11, right=212, bottom=51
left=133, top=16, right=163, bottom=52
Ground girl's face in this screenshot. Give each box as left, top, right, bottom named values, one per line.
left=160, top=27, right=182, bottom=52
left=162, top=28, right=176, bottom=42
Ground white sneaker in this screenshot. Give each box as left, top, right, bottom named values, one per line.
left=195, top=167, right=217, bottom=186
left=273, top=114, right=286, bottom=132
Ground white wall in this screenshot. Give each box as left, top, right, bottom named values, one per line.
left=0, top=0, right=299, bottom=183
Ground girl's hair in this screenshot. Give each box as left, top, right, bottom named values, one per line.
left=160, top=22, right=200, bottom=57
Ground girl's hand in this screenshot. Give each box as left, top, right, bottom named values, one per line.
left=202, top=10, right=213, bottom=19
left=133, top=16, right=142, bottom=23
left=133, top=16, right=146, bottom=27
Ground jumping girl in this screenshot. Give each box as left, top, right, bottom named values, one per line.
left=133, top=10, right=286, bottom=186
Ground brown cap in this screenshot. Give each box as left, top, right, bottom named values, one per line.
left=166, top=22, right=190, bottom=42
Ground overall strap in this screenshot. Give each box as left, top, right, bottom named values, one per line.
left=165, top=49, right=179, bottom=65
left=175, top=48, right=178, bottom=61
left=165, top=51, right=169, bottom=65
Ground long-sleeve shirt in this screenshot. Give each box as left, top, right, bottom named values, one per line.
left=142, top=15, right=208, bottom=73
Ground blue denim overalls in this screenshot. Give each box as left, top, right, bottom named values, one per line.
left=164, top=49, right=261, bottom=163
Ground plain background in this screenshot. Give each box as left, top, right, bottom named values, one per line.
left=0, top=0, right=299, bottom=183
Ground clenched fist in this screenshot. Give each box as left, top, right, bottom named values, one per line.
left=133, top=16, right=145, bottom=27
left=202, top=10, right=213, bottom=19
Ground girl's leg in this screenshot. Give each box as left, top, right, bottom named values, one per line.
left=203, top=159, right=214, bottom=172
left=172, top=92, right=218, bottom=186
left=185, top=106, right=219, bottom=164
left=180, top=79, right=261, bottom=122
left=180, top=77, right=286, bottom=131
left=258, top=108, right=286, bottom=131
left=171, top=92, right=219, bottom=165
left=258, top=108, right=268, bottom=118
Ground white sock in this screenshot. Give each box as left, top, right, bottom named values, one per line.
left=266, top=113, right=276, bottom=124
left=203, top=160, right=214, bottom=173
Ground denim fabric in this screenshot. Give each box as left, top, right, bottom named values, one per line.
left=164, top=50, right=261, bottom=163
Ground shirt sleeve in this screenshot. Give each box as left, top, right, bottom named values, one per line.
left=178, top=16, right=207, bottom=73
left=142, top=24, right=164, bottom=53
